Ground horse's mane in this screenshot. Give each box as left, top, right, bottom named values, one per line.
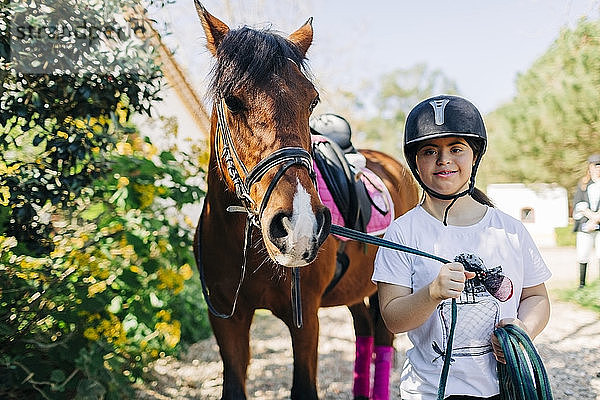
left=209, top=26, right=308, bottom=98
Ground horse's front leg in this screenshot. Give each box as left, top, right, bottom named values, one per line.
left=274, top=303, right=320, bottom=400
left=209, top=310, right=254, bottom=400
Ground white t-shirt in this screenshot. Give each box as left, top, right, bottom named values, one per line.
left=372, top=205, right=552, bottom=400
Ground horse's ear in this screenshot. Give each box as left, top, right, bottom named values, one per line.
left=194, top=0, right=229, bottom=56
left=288, top=17, right=313, bottom=57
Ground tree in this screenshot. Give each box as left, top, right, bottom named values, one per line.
left=481, top=17, right=600, bottom=194
left=352, top=64, right=459, bottom=160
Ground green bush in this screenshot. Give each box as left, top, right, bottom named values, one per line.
left=0, top=126, right=211, bottom=399
left=555, top=224, right=576, bottom=247
left=556, top=279, right=600, bottom=313
left=0, top=123, right=210, bottom=399
left=1, top=2, right=212, bottom=398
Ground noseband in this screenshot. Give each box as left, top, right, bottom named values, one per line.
left=214, top=98, right=316, bottom=227
left=197, top=98, right=316, bottom=328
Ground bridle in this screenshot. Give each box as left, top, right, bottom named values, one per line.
left=197, top=97, right=316, bottom=328
left=213, top=98, right=316, bottom=226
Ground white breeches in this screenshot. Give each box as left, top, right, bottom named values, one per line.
left=576, top=231, right=600, bottom=263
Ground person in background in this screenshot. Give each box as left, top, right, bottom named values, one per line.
left=572, top=153, right=600, bottom=288
left=372, top=95, right=551, bottom=400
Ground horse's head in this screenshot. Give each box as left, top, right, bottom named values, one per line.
left=195, top=2, right=331, bottom=267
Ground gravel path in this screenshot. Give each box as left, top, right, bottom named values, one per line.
left=137, top=247, right=600, bottom=399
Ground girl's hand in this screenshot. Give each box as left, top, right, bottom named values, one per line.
left=428, top=262, right=476, bottom=302
left=491, top=318, right=529, bottom=364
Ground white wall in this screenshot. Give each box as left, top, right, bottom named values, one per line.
left=487, top=183, right=569, bottom=247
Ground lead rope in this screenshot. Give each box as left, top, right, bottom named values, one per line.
left=495, top=325, right=553, bottom=400
left=330, top=224, right=552, bottom=400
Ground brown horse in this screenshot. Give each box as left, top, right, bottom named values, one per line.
left=193, top=3, right=419, bottom=399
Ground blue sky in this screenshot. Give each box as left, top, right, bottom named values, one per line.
left=152, top=0, right=599, bottom=115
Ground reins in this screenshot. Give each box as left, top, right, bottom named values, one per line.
left=330, top=224, right=456, bottom=400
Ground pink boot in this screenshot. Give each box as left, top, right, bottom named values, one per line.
left=353, top=336, right=374, bottom=399
left=372, top=345, right=394, bottom=400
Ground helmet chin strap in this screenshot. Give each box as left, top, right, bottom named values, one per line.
left=418, top=164, right=480, bottom=226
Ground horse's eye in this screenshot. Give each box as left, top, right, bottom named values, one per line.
left=309, top=95, right=320, bottom=112
left=224, top=96, right=244, bottom=113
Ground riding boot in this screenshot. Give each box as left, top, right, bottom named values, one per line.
left=579, top=262, right=587, bottom=289
left=353, top=336, right=373, bottom=400
left=372, top=345, right=393, bottom=400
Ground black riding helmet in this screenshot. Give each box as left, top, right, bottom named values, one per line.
left=309, top=113, right=354, bottom=153
left=403, top=94, right=487, bottom=204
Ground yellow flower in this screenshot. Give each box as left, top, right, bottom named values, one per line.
left=57, top=130, right=68, bottom=139
left=156, top=309, right=171, bottom=322
left=0, top=163, right=20, bottom=175
left=121, top=245, right=135, bottom=260
left=130, top=265, right=143, bottom=274
left=155, top=320, right=181, bottom=348
left=116, top=107, right=128, bottom=124
left=0, top=186, right=10, bottom=206
left=131, top=135, right=144, bottom=152
left=133, top=184, right=155, bottom=209
left=20, top=257, right=45, bottom=270
left=179, top=263, right=193, bottom=280
left=143, top=143, right=158, bottom=158
left=0, top=236, right=18, bottom=250
left=157, top=268, right=184, bottom=294
left=116, top=142, right=133, bottom=156
left=74, top=119, right=86, bottom=129
left=88, top=281, right=107, bottom=297
left=50, top=246, right=66, bottom=258
left=117, top=176, right=129, bottom=188
left=84, top=327, right=100, bottom=341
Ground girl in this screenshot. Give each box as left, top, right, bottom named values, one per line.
left=372, top=95, right=551, bottom=400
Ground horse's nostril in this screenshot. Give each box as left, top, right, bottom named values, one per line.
left=269, top=212, right=291, bottom=241
left=316, top=207, right=331, bottom=245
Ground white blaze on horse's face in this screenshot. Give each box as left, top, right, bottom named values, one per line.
left=263, top=180, right=319, bottom=267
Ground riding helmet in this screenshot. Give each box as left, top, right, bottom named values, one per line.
left=309, top=113, right=353, bottom=153
left=403, top=95, right=487, bottom=201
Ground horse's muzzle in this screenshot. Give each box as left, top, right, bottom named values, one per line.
left=265, top=205, right=331, bottom=266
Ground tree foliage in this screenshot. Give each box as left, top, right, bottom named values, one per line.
left=1, top=0, right=166, bottom=254
left=1, top=2, right=211, bottom=399
left=352, top=64, right=459, bottom=160
left=481, top=17, right=600, bottom=194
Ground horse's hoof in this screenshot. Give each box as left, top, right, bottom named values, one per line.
left=354, top=396, right=370, bottom=400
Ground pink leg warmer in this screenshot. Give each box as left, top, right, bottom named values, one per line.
left=372, top=345, right=394, bottom=400
left=353, top=336, right=374, bottom=398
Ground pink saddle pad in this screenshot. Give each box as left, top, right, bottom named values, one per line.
left=312, top=146, right=394, bottom=241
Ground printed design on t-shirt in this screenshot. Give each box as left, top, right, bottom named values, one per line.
left=431, top=253, right=513, bottom=363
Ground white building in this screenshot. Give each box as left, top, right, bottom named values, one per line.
left=486, top=183, right=569, bottom=247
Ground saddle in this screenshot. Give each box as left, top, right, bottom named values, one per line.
left=312, top=134, right=394, bottom=293
left=312, top=135, right=371, bottom=232
left=312, top=134, right=394, bottom=236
